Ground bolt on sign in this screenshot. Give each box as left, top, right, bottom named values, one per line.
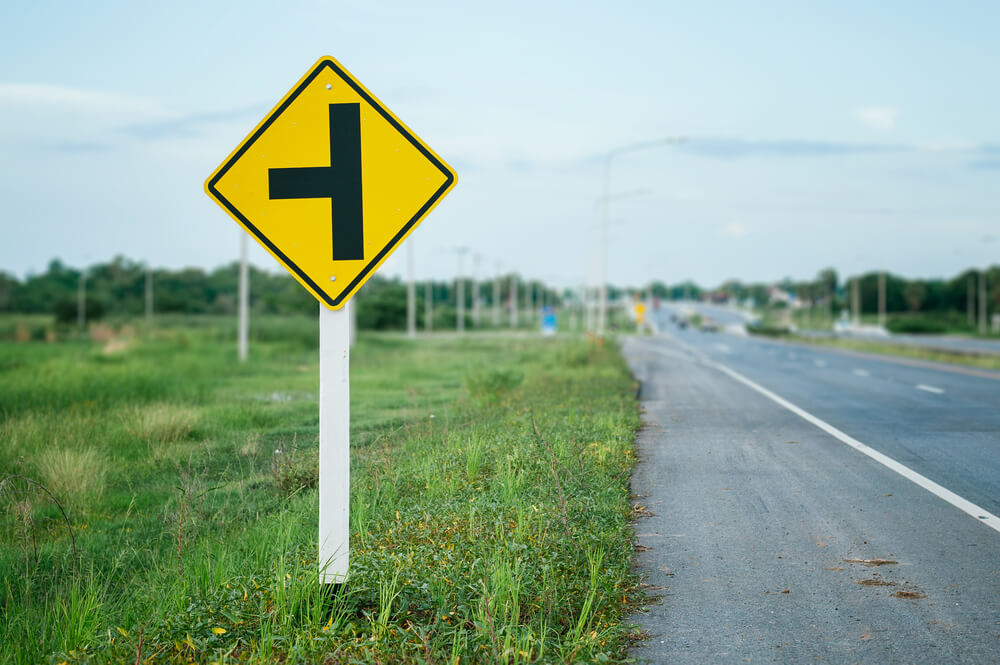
left=205, top=55, right=457, bottom=309
left=204, top=56, right=457, bottom=586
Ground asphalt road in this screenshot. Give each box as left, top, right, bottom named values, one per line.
left=669, top=300, right=1000, bottom=355
left=625, top=311, right=1000, bottom=663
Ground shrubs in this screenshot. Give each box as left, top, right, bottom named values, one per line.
left=886, top=317, right=949, bottom=334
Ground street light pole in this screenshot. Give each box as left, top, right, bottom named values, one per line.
left=980, top=269, right=988, bottom=335
left=77, top=268, right=87, bottom=330
left=509, top=273, right=518, bottom=329
left=878, top=271, right=886, bottom=327
left=472, top=253, right=481, bottom=328
left=145, top=264, right=153, bottom=326
left=598, top=137, right=684, bottom=337
left=455, top=247, right=468, bottom=334
left=407, top=241, right=416, bottom=339
left=493, top=260, right=501, bottom=327
left=425, top=280, right=433, bottom=334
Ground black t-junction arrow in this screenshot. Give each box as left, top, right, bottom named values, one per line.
left=268, top=103, right=364, bottom=261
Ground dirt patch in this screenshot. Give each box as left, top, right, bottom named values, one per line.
left=825, top=566, right=845, bottom=572
left=843, top=558, right=898, bottom=567
left=858, top=579, right=897, bottom=587
left=892, top=590, right=926, bottom=600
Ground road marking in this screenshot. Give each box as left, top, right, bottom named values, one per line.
left=695, top=354, right=1000, bottom=535
left=916, top=384, right=945, bottom=394
left=814, top=360, right=827, bottom=367
left=853, top=368, right=870, bottom=377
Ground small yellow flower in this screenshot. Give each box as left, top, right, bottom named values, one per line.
left=212, top=627, right=227, bottom=635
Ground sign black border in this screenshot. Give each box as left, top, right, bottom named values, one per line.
left=206, top=58, right=456, bottom=308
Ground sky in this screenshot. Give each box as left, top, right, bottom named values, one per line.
left=1, top=0, right=998, bottom=290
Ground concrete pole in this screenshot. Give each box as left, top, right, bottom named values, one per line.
left=77, top=269, right=87, bottom=330
left=509, top=274, right=519, bottom=328
left=318, top=304, right=350, bottom=585
left=406, top=242, right=416, bottom=339
left=980, top=269, right=988, bottom=335
left=529, top=282, right=535, bottom=323
left=456, top=251, right=465, bottom=334
left=472, top=254, right=481, bottom=329
left=878, top=272, right=886, bottom=327
left=492, top=261, right=501, bottom=327
left=851, top=277, right=860, bottom=326
left=425, top=281, right=433, bottom=333
left=145, top=265, right=153, bottom=326
left=968, top=275, right=975, bottom=327
left=238, top=234, right=249, bottom=361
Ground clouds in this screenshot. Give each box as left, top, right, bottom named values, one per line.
left=855, top=106, right=900, bottom=131
left=677, top=137, right=906, bottom=159
left=721, top=222, right=751, bottom=238
left=0, top=83, right=165, bottom=116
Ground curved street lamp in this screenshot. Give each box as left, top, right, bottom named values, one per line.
left=597, top=137, right=685, bottom=337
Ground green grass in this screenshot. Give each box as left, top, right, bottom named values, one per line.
left=787, top=335, right=1000, bottom=372
left=0, top=316, right=643, bottom=664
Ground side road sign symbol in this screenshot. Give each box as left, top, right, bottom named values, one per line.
left=205, top=56, right=457, bottom=309
left=268, top=103, right=364, bottom=262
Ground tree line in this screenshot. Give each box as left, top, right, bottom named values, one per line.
left=0, top=256, right=564, bottom=331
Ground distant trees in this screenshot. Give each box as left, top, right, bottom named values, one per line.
left=0, top=256, right=564, bottom=331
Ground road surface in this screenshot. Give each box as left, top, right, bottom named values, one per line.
left=625, top=311, right=1000, bottom=663
left=665, top=300, right=1000, bottom=355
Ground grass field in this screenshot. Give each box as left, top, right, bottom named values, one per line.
left=0, top=316, right=643, bottom=664
left=787, top=335, right=1000, bottom=372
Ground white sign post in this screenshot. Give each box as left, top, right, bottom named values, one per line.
left=319, top=302, right=351, bottom=584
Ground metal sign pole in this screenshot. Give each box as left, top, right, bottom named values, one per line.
left=319, top=301, right=351, bottom=585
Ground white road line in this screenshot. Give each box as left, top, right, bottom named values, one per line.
left=916, top=384, right=945, bottom=394
left=852, top=368, right=870, bottom=377
left=701, top=356, right=1000, bottom=535
left=814, top=360, right=827, bottom=367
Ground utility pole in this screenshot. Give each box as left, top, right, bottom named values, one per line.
left=455, top=247, right=468, bottom=333
left=492, top=261, right=501, bottom=327
left=145, top=264, right=153, bottom=326
left=238, top=234, right=249, bottom=361
left=528, top=281, right=535, bottom=324
left=472, top=253, right=481, bottom=328
left=509, top=274, right=518, bottom=329
left=425, top=281, right=433, bottom=333
left=407, top=242, right=416, bottom=338
left=968, top=275, right=975, bottom=328
left=878, top=271, right=886, bottom=327
left=851, top=277, right=860, bottom=326
left=980, top=269, right=988, bottom=335
left=77, top=268, right=87, bottom=330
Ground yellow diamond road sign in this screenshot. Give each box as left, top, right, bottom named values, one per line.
left=205, top=56, right=457, bottom=309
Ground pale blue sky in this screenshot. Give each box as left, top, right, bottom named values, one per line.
left=2, top=0, right=997, bottom=288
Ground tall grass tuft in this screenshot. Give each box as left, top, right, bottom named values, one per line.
left=34, top=447, right=108, bottom=516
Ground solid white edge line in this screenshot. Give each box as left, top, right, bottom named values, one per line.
left=916, top=384, right=945, bottom=394
left=706, top=357, right=1000, bottom=535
